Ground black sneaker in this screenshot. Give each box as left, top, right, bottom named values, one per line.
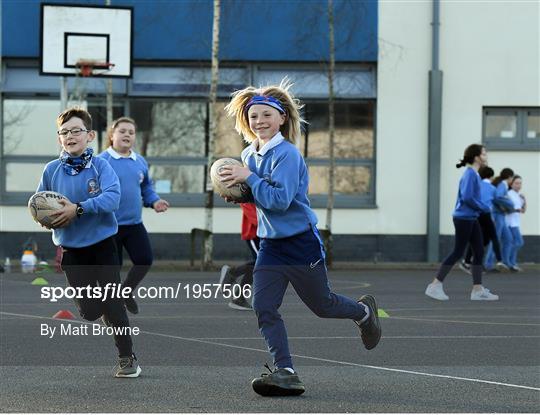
left=355, top=295, right=381, bottom=350
left=228, top=295, right=252, bottom=311
left=114, top=354, right=141, bottom=378
left=125, top=296, right=139, bottom=314
left=252, top=364, right=305, bottom=396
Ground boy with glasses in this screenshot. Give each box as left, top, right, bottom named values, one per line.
left=37, top=107, right=141, bottom=377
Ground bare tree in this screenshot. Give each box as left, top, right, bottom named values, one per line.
left=325, top=0, right=336, bottom=266
left=3, top=103, right=32, bottom=154
left=203, top=0, right=221, bottom=269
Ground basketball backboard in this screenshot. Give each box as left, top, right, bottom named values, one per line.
left=40, top=3, right=133, bottom=78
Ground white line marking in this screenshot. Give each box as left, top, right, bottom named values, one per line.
left=191, top=335, right=540, bottom=340
left=1, top=311, right=539, bottom=392
left=339, top=284, right=372, bottom=289
left=392, top=315, right=540, bottom=319
left=388, top=316, right=540, bottom=327
left=134, top=332, right=540, bottom=392
left=386, top=307, right=540, bottom=312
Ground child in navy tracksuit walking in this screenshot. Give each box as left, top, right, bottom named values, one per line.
left=99, top=117, right=169, bottom=314
left=425, top=144, right=499, bottom=302
left=37, top=107, right=140, bottom=377
left=221, top=81, right=381, bottom=396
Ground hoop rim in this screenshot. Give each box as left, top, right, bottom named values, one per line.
left=75, top=59, right=115, bottom=77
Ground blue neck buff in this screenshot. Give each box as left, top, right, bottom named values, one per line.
left=59, top=147, right=93, bottom=176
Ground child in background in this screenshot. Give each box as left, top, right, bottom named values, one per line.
left=38, top=107, right=140, bottom=377
left=506, top=175, right=526, bottom=272
left=221, top=80, right=381, bottom=396
left=485, top=168, right=514, bottom=271
left=425, top=144, right=499, bottom=301
left=219, top=202, right=259, bottom=311
left=99, top=117, right=169, bottom=314
left=460, top=166, right=508, bottom=274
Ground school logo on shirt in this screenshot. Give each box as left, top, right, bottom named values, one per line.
left=138, top=171, right=144, bottom=184
left=87, top=178, right=100, bottom=195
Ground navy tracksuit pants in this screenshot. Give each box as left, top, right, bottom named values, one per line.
left=61, top=236, right=133, bottom=357
left=115, top=223, right=153, bottom=291
left=252, top=228, right=367, bottom=369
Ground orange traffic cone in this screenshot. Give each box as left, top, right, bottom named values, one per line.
left=52, top=310, right=76, bottom=319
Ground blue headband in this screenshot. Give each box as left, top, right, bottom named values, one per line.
left=245, top=95, right=286, bottom=114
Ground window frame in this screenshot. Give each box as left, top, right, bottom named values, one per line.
left=302, top=99, right=377, bottom=208
left=306, top=158, right=376, bottom=209
left=1, top=63, right=378, bottom=209
left=0, top=95, right=128, bottom=205
left=483, top=107, right=540, bottom=151
left=1, top=95, right=67, bottom=205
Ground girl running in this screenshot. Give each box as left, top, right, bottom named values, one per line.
left=99, top=117, right=169, bottom=314
left=221, top=80, right=381, bottom=396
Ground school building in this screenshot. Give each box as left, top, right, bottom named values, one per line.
left=1, top=0, right=538, bottom=263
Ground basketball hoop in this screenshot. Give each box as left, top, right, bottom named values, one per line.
left=75, top=59, right=115, bottom=77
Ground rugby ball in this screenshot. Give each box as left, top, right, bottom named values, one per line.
left=28, top=191, right=67, bottom=227
left=210, top=158, right=253, bottom=203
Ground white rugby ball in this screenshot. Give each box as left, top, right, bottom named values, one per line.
left=28, top=191, right=67, bottom=227
left=210, top=158, right=252, bottom=203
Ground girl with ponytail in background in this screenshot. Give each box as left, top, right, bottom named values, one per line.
left=425, top=144, right=499, bottom=301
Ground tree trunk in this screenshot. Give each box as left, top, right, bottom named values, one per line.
left=325, top=0, right=336, bottom=267
left=203, top=0, right=221, bottom=270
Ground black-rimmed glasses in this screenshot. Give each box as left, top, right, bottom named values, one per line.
left=57, top=128, right=89, bottom=137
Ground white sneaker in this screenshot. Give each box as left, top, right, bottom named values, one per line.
left=495, top=262, right=510, bottom=272
left=470, top=287, right=499, bottom=301
left=425, top=282, right=449, bottom=301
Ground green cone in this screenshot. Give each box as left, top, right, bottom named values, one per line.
left=31, top=277, right=49, bottom=286
left=377, top=308, right=389, bottom=318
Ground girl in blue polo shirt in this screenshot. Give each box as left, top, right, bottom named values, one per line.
left=425, top=144, right=499, bottom=302
left=38, top=107, right=140, bottom=378
left=99, top=117, right=169, bottom=314
left=221, top=80, right=381, bottom=397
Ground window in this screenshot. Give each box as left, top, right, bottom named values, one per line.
left=214, top=102, right=246, bottom=158
left=127, top=99, right=376, bottom=208
left=300, top=101, right=376, bottom=207
left=483, top=108, right=540, bottom=151
left=1, top=99, right=61, bottom=204
left=3, top=99, right=60, bottom=156
left=5, top=163, right=46, bottom=192
left=2, top=64, right=377, bottom=208
left=1, top=98, right=124, bottom=204
left=128, top=99, right=244, bottom=206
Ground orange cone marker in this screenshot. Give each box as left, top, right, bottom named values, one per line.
left=52, top=310, right=76, bottom=319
